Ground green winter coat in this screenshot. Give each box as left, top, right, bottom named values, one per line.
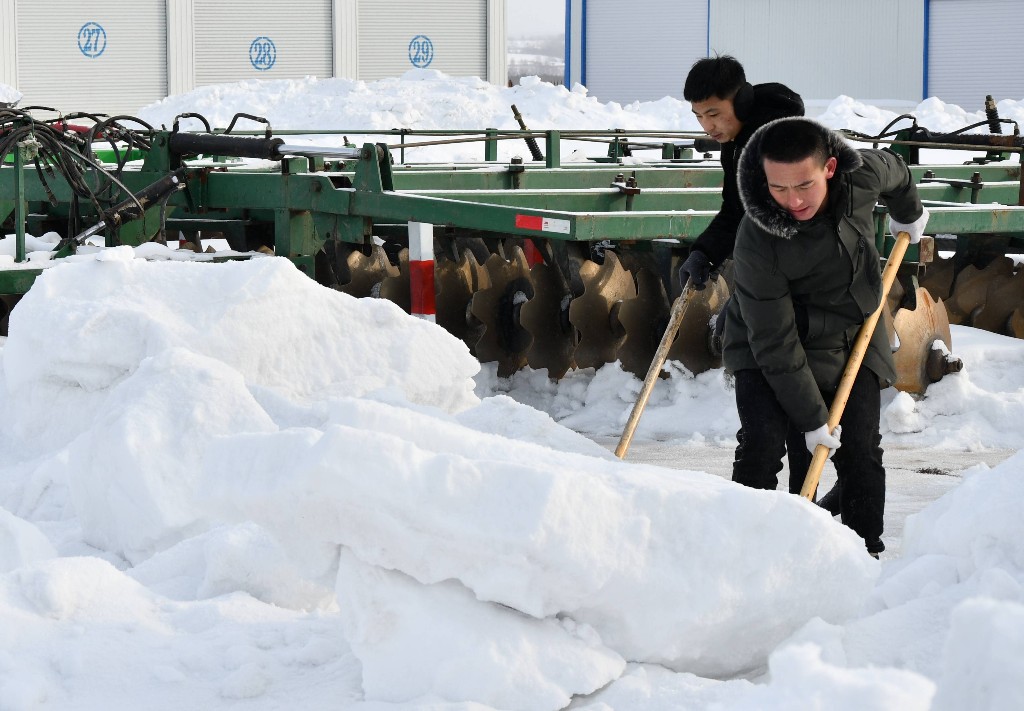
left=722, top=118, right=924, bottom=432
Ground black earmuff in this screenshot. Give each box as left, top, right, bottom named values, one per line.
left=733, top=82, right=754, bottom=122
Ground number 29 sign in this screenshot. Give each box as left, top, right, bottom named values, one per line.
left=408, top=35, right=434, bottom=68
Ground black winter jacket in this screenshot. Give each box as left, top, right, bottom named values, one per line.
left=689, top=82, right=804, bottom=267
left=722, top=118, right=924, bottom=432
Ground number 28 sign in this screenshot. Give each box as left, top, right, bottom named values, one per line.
left=250, top=37, right=277, bottom=71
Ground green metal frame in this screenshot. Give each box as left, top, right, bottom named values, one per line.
left=2, top=129, right=1024, bottom=298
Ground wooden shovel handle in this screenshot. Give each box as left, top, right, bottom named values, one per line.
left=615, top=283, right=695, bottom=458
left=800, top=231, right=912, bottom=499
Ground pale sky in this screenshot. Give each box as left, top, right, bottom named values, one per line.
left=508, top=0, right=565, bottom=37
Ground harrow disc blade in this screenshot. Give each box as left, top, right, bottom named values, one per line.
left=469, top=247, right=534, bottom=376
left=616, top=268, right=671, bottom=379
left=377, top=248, right=411, bottom=311
left=520, top=261, right=577, bottom=378
left=338, top=244, right=400, bottom=298
left=436, top=251, right=490, bottom=347
left=919, top=255, right=955, bottom=301
left=568, top=251, right=637, bottom=370
left=970, top=269, right=1024, bottom=335
left=665, top=277, right=730, bottom=375
left=945, top=257, right=1014, bottom=326
left=893, top=287, right=960, bottom=394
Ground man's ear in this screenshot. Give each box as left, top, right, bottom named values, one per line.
left=824, top=156, right=838, bottom=179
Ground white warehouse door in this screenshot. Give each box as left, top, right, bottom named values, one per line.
left=193, top=0, right=334, bottom=86
left=928, top=0, right=1024, bottom=110
left=358, top=0, right=487, bottom=80
left=584, top=0, right=707, bottom=104
left=16, top=1, right=167, bottom=116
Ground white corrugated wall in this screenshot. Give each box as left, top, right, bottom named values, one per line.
left=15, top=1, right=167, bottom=115
left=0, top=0, right=17, bottom=92
left=584, top=0, right=707, bottom=104
left=358, top=0, right=486, bottom=80
left=709, top=0, right=924, bottom=103
left=192, top=0, right=334, bottom=86
left=928, top=0, right=1024, bottom=109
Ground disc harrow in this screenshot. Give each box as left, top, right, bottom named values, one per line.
left=5, top=106, right=1024, bottom=394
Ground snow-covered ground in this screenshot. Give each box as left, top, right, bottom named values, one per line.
left=2, top=71, right=1024, bottom=710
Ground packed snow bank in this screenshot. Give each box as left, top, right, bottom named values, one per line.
left=0, top=255, right=883, bottom=707
left=2, top=252, right=479, bottom=455
left=842, top=452, right=1024, bottom=681
left=135, top=72, right=1024, bottom=167
left=136, top=70, right=700, bottom=164
left=335, top=548, right=626, bottom=709
left=0, top=507, right=57, bottom=573
left=0, top=555, right=356, bottom=709
left=882, top=326, right=1024, bottom=450
left=711, top=452, right=1024, bottom=710
left=198, top=394, right=879, bottom=679
left=578, top=452, right=1024, bottom=708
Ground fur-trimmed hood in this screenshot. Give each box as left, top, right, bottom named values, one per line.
left=737, top=117, right=863, bottom=239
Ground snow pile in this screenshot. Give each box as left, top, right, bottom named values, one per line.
left=0, top=555, right=357, bottom=708
left=137, top=70, right=696, bottom=163
left=0, top=507, right=57, bottom=573
left=136, top=71, right=1024, bottom=165
left=882, top=326, right=1024, bottom=450
left=3, top=251, right=478, bottom=453
left=0, top=256, right=882, bottom=708
left=818, top=94, right=1024, bottom=137
left=578, top=451, right=1024, bottom=708
left=0, top=82, right=21, bottom=106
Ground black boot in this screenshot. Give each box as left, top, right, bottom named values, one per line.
left=816, top=480, right=843, bottom=516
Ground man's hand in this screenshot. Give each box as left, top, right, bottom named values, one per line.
left=889, top=206, right=930, bottom=245
left=804, top=424, right=842, bottom=458
left=678, top=250, right=712, bottom=291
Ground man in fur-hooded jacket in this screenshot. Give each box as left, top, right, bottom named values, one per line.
left=723, top=117, right=928, bottom=557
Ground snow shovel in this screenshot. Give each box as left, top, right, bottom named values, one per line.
left=799, top=231, right=912, bottom=499
left=615, top=281, right=696, bottom=458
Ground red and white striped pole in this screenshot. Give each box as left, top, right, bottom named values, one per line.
left=408, top=221, right=436, bottom=322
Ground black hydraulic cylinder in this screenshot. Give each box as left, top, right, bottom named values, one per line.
left=104, top=167, right=189, bottom=227
left=168, top=132, right=285, bottom=160
left=693, top=137, right=721, bottom=153
left=909, top=127, right=1023, bottom=149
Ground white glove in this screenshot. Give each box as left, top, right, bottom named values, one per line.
left=804, top=424, right=842, bottom=458
left=889, top=206, right=930, bottom=245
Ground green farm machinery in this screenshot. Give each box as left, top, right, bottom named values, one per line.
left=2, top=106, right=1024, bottom=394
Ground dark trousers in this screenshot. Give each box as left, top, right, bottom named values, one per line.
left=731, top=368, right=885, bottom=552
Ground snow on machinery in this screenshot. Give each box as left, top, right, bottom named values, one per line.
left=2, top=104, right=1024, bottom=394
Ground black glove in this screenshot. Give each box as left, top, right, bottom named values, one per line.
left=678, top=250, right=711, bottom=291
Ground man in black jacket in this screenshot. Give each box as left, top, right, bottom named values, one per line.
left=678, top=55, right=804, bottom=290
left=725, top=117, right=929, bottom=557
left=679, top=55, right=807, bottom=493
